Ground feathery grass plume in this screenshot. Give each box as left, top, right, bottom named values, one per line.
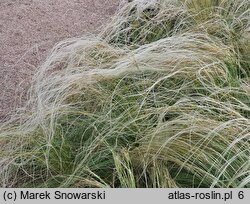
left=102, top=0, right=250, bottom=51
left=130, top=95, right=250, bottom=187
left=102, top=0, right=187, bottom=46
left=0, top=0, right=250, bottom=187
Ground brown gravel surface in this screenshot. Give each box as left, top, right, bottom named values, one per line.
left=0, top=0, right=119, bottom=120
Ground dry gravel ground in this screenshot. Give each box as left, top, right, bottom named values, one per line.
left=0, top=0, right=119, bottom=120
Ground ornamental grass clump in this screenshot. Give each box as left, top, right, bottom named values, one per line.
left=0, top=0, right=250, bottom=187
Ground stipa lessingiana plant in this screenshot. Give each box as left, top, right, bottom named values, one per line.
left=0, top=0, right=250, bottom=187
